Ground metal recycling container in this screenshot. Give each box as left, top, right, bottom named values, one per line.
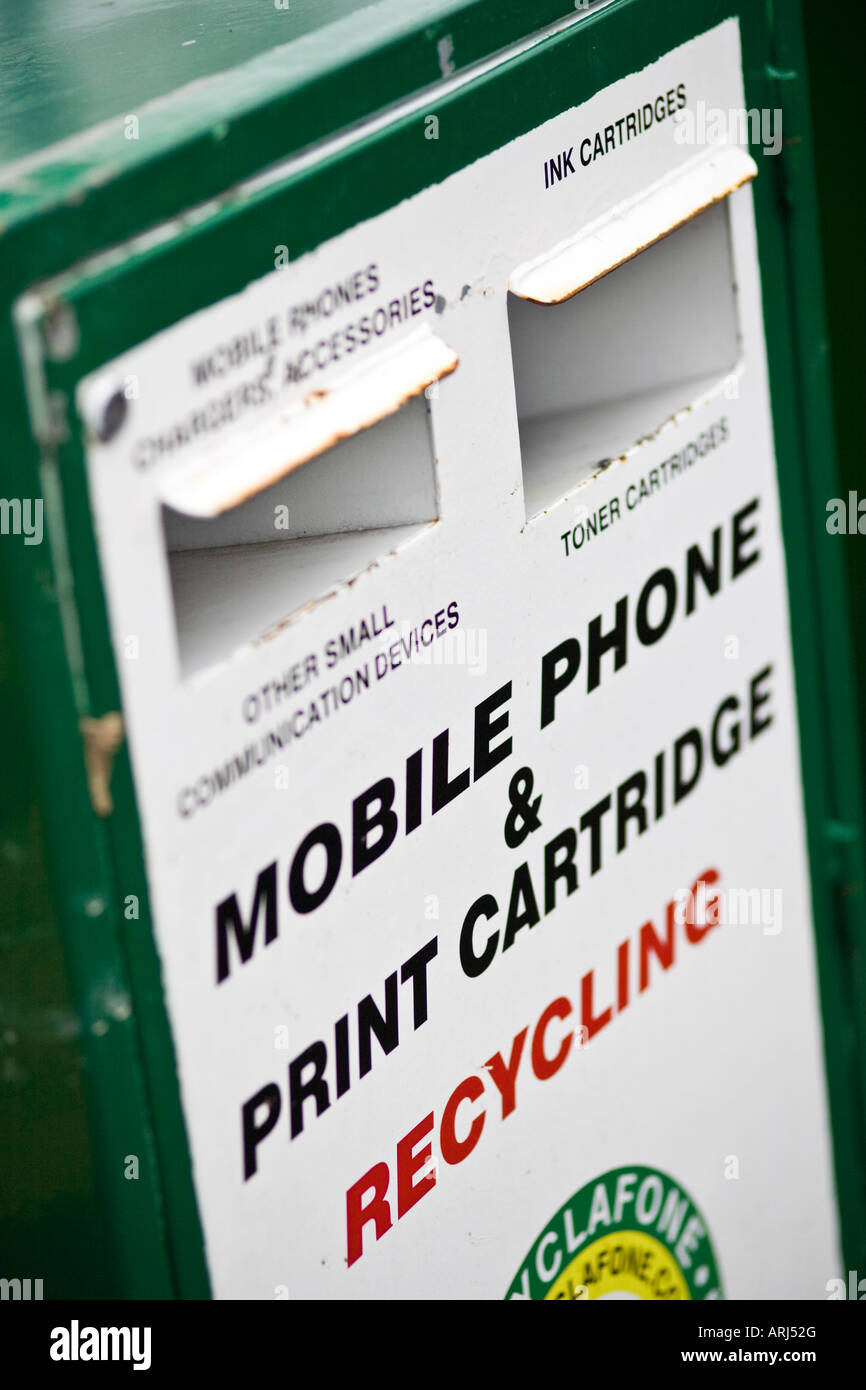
left=1, top=0, right=864, bottom=1301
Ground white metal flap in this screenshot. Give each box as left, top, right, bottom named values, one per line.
left=160, top=327, right=458, bottom=518
left=509, top=145, right=758, bottom=306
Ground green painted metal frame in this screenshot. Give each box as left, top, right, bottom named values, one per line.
left=3, top=0, right=864, bottom=1296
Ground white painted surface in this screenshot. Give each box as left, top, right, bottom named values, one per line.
left=510, top=144, right=756, bottom=304
left=77, top=20, right=840, bottom=1300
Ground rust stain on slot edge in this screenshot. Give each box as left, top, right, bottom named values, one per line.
left=252, top=520, right=442, bottom=648
left=514, top=168, right=757, bottom=307
left=214, top=357, right=458, bottom=515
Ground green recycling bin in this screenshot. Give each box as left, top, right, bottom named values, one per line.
left=1, top=0, right=864, bottom=1302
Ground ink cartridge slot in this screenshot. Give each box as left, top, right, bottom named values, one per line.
left=508, top=147, right=755, bottom=518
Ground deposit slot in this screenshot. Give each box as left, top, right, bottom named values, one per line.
left=159, top=332, right=456, bottom=676
left=508, top=151, right=755, bottom=519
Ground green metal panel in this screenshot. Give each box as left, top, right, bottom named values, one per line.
left=753, top=0, right=866, bottom=1276
left=0, top=0, right=378, bottom=164
left=0, top=604, right=119, bottom=1299
left=801, top=5, right=866, bottom=826
left=2, top=0, right=864, bottom=1295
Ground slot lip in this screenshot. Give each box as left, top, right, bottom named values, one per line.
left=520, top=357, right=746, bottom=528
left=159, top=326, right=458, bottom=519
left=509, top=145, right=758, bottom=307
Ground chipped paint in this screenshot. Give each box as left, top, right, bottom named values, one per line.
left=437, top=34, right=455, bottom=78
left=250, top=519, right=440, bottom=647
left=41, top=296, right=80, bottom=362
left=510, top=146, right=757, bottom=305
left=79, top=711, right=124, bottom=817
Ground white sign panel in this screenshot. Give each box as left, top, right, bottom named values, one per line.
left=78, top=20, right=839, bottom=1299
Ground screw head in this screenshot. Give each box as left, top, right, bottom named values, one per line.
left=82, top=380, right=130, bottom=444
left=97, top=389, right=128, bottom=443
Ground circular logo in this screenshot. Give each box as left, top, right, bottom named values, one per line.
left=506, top=1165, right=723, bottom=1300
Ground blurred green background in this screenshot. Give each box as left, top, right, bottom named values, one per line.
left=803, top=8, right=866, bottom=804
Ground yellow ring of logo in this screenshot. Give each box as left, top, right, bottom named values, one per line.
left=546, top=1229, right=691, bottom=1300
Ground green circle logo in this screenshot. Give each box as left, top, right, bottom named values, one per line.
left=506, top=1165, right=723, bottom=1300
